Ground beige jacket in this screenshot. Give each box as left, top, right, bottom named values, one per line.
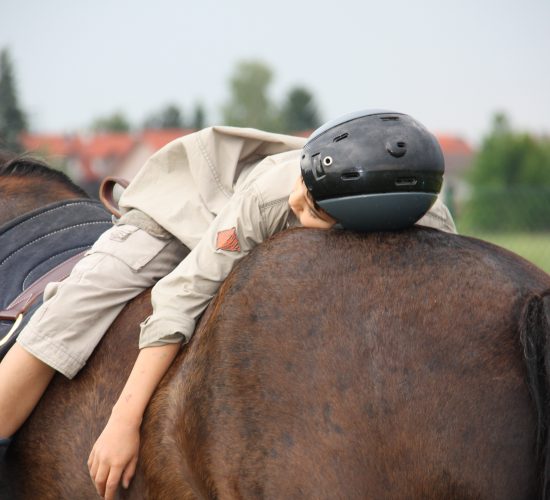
left=119, top=126, right=457, bottom=348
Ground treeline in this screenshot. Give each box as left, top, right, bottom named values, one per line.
left=0, top=49, right=27, bottom=151
left=4, top=46, right=550, bottom=235
left=0, top=49, right=321, bottom=148
left=461, top=113, right=550, bottom=231
left=90, top=60, right=321, bottom=134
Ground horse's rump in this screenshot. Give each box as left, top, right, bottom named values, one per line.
left=5, top=227, right=550, bottom=499
left=147, top=227, right=550, bottom=499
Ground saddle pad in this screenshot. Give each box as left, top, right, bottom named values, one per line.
left=0, top=199, right=112, bottom=358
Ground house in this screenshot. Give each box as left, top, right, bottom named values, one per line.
left=114, top=129, right=194, bottom=180
left=19, top=132, right=86, bottom=177
left=437, top=134, right=474, bottom=179
left=20, top=129, right=474, bottom=206
left=79, top=133, right=135, bottom=181
left=435, top=134, right=474, bottom=215
left=20, top=132, right=133, bottom=196
left=20, top=129, right=193, bottom=197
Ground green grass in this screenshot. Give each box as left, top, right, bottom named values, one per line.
left=459, top=230, right=550, bottom=273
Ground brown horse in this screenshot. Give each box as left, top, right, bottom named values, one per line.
left=3, top=157, right=550, bottom=499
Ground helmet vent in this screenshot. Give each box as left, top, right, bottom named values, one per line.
left=322, top=156, right=333, bottom=167
left=395, top=177, right=418, bottom=187
left=380, top=116, right=400, bottom=121
left=333, top=133, right=349, bottom=143
left=341, top=172, right=360, bottom=181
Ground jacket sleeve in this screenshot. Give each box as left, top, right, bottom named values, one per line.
left=138, top=186, right=273, bottom=348
left=416, top=197, right=457, bottom=234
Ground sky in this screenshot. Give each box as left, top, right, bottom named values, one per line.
left=1, top=0, right=549, bottom=145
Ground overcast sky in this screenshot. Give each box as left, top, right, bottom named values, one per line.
left=1, top=0, right=549, bottom=144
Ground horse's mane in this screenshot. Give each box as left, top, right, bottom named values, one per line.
left=0, top=151, right=89, bottom=198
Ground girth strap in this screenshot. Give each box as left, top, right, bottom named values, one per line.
left=0, top=251, right=86, bottom=321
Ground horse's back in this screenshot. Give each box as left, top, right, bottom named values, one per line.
left=7, top=227, right=550, bottom=499
left=149, top=227, right=549, bottom=499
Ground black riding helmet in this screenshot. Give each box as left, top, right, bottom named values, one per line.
left=301, top=109, right=445, bottom=231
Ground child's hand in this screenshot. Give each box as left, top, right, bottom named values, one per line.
left=87, top=416, right=140, bottom=499
left=87, top=343, right=180, bottom=498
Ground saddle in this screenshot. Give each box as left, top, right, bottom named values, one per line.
left=0, top=199, right=112, bottom=360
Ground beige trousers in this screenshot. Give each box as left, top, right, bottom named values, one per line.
left=17, top=216, right=188, bottom=379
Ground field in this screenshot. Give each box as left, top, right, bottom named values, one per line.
left=460, top=231, right=550, bottom=274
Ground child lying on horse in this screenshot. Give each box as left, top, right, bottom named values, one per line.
left=0, top=110, right=456, bottom=499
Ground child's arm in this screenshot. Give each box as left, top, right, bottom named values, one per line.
left=87, top=342, right=180, bottom=500
left=137, top=182, right=290, bottom=350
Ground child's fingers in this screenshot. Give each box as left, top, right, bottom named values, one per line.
left=87, top=448, right=95, bottom=473
left=122, top=455, right=138, bottom=489
left=93, top=462, right=110, bottom=498
left=104, top=465, right=124, bottom=500
left=87, top=449, right=99, bottom=483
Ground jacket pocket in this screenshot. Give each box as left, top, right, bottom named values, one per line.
left=85, top=224, right=172, bottom=271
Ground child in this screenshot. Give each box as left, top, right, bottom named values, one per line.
left=0, top=110, right=455, bottom=499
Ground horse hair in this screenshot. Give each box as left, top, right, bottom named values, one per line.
left=519, top=290, right=550, bottom=499
left=0, top=151, right=88, bottom=199
left=5, top=226, right=550, bottom=497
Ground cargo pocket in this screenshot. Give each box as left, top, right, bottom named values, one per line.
left=84, top=224, right=172, bottom=271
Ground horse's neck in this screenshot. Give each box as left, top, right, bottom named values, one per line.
left=0, top=177, right=81, bottom=226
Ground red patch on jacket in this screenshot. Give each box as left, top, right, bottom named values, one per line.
left=216, top=227, right=241, bottom=252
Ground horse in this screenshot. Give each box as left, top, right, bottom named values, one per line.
left=2, top=155, right=550, bottom=499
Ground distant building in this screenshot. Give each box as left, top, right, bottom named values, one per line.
left=20, top=129, right=474, bottom=208
left=436, top=134, right=474, bottom=179
left=79, top=133, right=135, bottom=181
left=435, top=134, right=474, bottom=216
left=20, top=129, right=193, bottom=197
left=115, top=129, right=194, bottom=180
left=19, top=132, right=83, bottom=175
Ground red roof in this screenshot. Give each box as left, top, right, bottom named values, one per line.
left=82, top=133, right=134, bottom=158
left=141, top=129, right=194, bottom=150
left=20, top=129, right=474, bottom=183
left=20, top=133, right=82, bottom=157
left=434, top=134, right=473, bottom=156
left=22, top=131, right=472, bottom=158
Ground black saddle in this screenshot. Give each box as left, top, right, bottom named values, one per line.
left=0, top=199, right=112, bottom=359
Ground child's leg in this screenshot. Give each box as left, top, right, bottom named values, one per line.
left=0, top=343, right=54, bottom=438
left=0, top=222, right=188, bottom=437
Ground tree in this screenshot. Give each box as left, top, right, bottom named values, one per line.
left=191, top=102, right=206, bottom=130
left=92, top=111, right=131, bottom=133
left=222, top=60, right=280, bottom=131
left=280, top=86, right=321, bottom=132
left=143, top=104, right=184, bottom=129
left=461, top=113, right=550, bottom=231
left=0, top=48, right=28, bottom=151
left=469, top=113, right=550, bottom=187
